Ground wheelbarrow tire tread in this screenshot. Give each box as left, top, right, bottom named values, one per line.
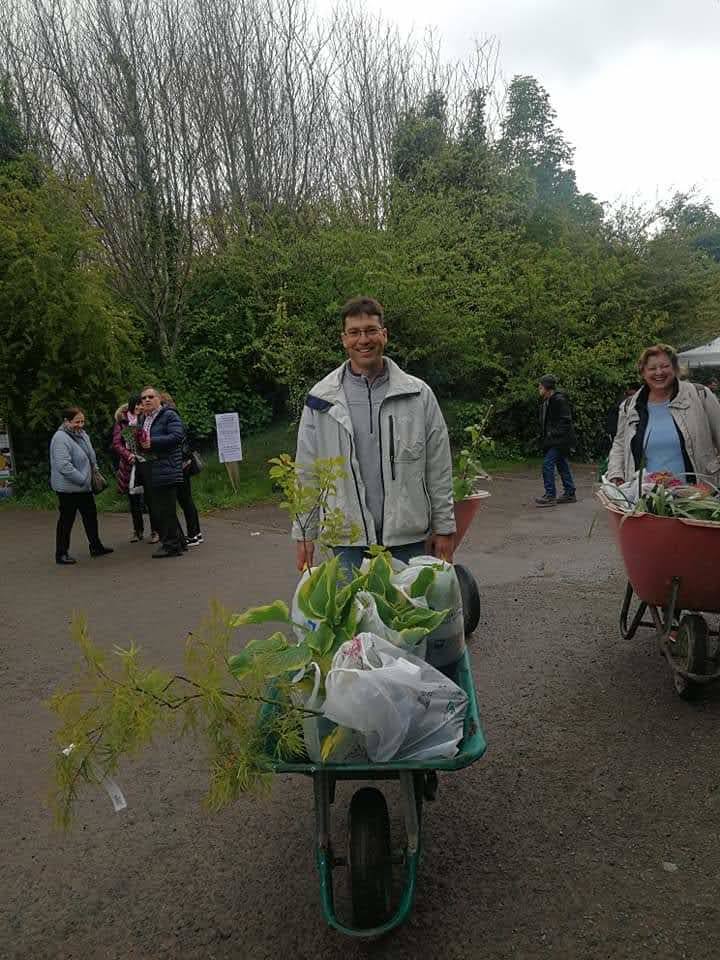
left=455, top=563, right=481, bottom=637
left=348, top=787, right=392, bottom=929
left=673, top=614, right=708, bottom=700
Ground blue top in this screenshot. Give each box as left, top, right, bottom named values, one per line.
left=645, top=401, right=686, bottom=479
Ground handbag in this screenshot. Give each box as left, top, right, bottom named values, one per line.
left=186, top=450, right=204, bottom=477
left=91, top=467, right=108, bottom=494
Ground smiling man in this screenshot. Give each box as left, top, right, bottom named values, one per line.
left=292, top=295, right=456, bottom=573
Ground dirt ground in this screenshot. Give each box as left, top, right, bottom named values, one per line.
left=1, top=465, right=719, bottom=960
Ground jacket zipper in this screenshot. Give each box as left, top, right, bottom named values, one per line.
left=367, top=382, right=373, bottom=434
left=389, top=415, right=396, bottom=480
left=377, top=400, right=386, bottom=542
left=347, top=432, right=370, bottom=543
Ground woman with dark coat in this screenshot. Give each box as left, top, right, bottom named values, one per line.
left=49, top=406, right=113, bottom=565
left=112, top=397, right=145, bottom=542
left=136, top=386, right=186, bottom=558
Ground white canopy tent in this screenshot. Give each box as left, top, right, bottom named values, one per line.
left=678, top=336, right=720, bottom=368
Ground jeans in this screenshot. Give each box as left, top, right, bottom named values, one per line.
left=542, top=447, right=576, bottom=498
left=151, top=485, right=184, bottom=553
left=332, top=541, right=427, bottom=580
left=128, top=493, right=144, bottom=537
left=176, top=474, right=200, bottom=538
left=56, top=492, right=102, bottom=558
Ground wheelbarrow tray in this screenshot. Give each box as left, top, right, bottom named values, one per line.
left=260, top=647, right=486, bottom=774
left=599, top=494, right=720, bottom=613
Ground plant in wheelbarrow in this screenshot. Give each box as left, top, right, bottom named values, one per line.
left=49, top=454, right=486, bottom=936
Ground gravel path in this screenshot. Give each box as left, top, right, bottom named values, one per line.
left=1, top=465, right=719, bottom=959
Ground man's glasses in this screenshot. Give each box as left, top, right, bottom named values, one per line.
left=343, top=326, right=384, bottom=340
left=140, top=395, right=155, bottom=401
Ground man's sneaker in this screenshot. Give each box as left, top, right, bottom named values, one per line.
left=186, top=533, right=204, bottom=546
left=556, top=492, right=577, bottom=504
left=535, top=494, right=557, bottom=507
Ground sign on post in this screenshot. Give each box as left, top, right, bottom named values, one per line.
left=215, top=412, right=242, bottom=492
left=0, top=419, right=15, bottom=500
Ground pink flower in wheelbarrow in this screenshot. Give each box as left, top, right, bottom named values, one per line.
left=646, top=471, right=682, bottom=487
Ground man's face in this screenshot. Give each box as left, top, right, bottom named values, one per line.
left=140, top=389, right=161, bottom=412
left=341, top=313, right=388, bottom=373
left=538, top=384, right=551, bottom=399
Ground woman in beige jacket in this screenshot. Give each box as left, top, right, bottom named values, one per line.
left=608, top=344, right=720, bottom=487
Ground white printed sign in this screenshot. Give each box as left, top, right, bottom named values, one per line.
left=215, top=412, right=243, bottom=463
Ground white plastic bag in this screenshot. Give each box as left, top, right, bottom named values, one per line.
left=128, top=464, right=143, bottom=495
left=290, top=662, right=326, bottom=761
left=394, top=557, right=465, bottom=668
left=322, top=633, right=467, bottom=763
left=290, top=567, right=319, bottom=642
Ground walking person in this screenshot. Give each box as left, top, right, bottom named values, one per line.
left=111, top=397, right=145, bottom=541
left=137, top=386, right=186, bottom=558
left=292, top=295, right=456, bottom=576
left=50, top=406, right=114, bottom=564
left=535, top=374, right=577, bottom=507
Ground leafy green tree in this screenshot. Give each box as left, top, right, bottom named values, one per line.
left=0, top=158, right=135, bottom=466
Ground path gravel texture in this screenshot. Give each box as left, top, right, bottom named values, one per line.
left=1, top=465, right=719, bottom=959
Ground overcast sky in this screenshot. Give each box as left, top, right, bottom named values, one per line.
left=322, top=0, right=720, bottom=212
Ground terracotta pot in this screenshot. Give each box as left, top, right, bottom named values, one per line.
left=453, top=492, right=490, bottom=546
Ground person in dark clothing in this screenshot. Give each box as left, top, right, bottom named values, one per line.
left=536, top=375, right=577, bottom=507
left=137, top=386, right=186, bottom=557
left=160, top=392, right=203, bottom=546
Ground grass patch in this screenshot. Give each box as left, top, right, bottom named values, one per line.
left=1, top=421, right=297, bottom=514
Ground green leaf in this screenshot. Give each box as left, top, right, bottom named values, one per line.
left=228, top=600, right=291, bottom=628
left=228, top=632, right=288, bottom=677
left=307, top=621, right=336, bottom=656
left=408, top=566, right=437, bottom=598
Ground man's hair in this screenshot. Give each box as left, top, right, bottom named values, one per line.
left=61, top=405, right=84, bottom=422
left=637, top=344, right=679, bottom=373
left=340, top=296, right=385, bottom=326
left=140, top=385, right=158, bottom=396
left=539, top=374, right=556, bottom=390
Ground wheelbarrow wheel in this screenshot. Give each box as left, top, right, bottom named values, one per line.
left=455, top=563, right=481, bottom=637
left=671, top=614, right=708, bottom=700
left=348, top=787, right=392, bottom=929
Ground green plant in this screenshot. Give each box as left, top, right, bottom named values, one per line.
left=49, top=456, right=449, bottom=826
left=452, top=407, right=494, bottom=501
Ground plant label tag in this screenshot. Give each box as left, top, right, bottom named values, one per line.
left=102, top=777, right=127, bottom=813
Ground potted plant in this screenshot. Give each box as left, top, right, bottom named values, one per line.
left=452, top=410, right=493, bottom=545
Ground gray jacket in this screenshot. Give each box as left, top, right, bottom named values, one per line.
left=50, top=428, right=97, bottom=493
left=292, top=358, right=456, bottom=546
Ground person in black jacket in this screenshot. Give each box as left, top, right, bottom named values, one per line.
left=137, top=386, right=186, bottom=557
left=536, top=375, right=577, bottom=507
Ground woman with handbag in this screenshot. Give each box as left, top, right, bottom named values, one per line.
left=49, top=406, right=113, bottom=565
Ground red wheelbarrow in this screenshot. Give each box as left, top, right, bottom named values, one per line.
left=599, top=491, right=720, bottom=698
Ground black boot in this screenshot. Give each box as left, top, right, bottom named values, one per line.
left=56, top=554, right=77, bottom=565
left=90, top=545, right=114, bottom=557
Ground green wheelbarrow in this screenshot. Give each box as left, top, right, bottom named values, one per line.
left=260, top=648, right=486, bottom=938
